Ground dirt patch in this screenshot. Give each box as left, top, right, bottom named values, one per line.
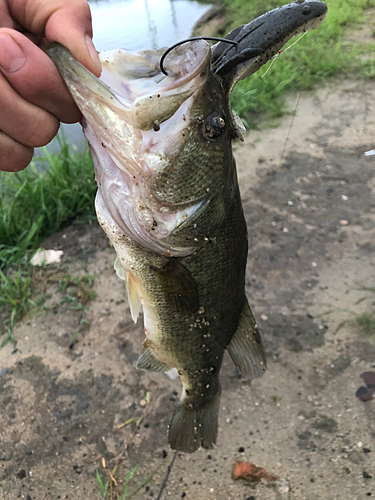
left=1, top=80, right=374, bottom=500
left=193, top=6, right=227, bottom=37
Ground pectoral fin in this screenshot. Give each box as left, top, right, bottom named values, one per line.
left=125, top=272, right=142, bottom=323
left=227, top=298, right=267, bottom=380
left=136, top=347, right=171, bottom=372
left=114, top=257, right=142, bottom=323
left=151, top=258, right=199, bottom=314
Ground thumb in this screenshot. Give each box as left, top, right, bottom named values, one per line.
left=45, top=4, right=101, bottom=76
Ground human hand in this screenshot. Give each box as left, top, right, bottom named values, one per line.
left=0, top=0, right=101, bottom=172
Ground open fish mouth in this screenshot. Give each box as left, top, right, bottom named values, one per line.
left=47, top=39, right=210, bottom=137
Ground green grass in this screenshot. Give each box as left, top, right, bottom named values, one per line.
left=0, top=135, right=98, bottom=346
left=0, top=265, right=96, bottom=347
left=96, top=463, right=162, bottom=500
left=0, top=267, right=39, bottom=347
left=0, top=136, right=96, bottom=269
left=332, top=286, right=375, bottom=336
left=217, top=0, right=375, bottom=121
left=356, top=312, right=375, bottom=335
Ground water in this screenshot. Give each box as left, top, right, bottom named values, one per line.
left=90, top=0, right=211, bottom=52
left=47, top=0, right=211, bottom=151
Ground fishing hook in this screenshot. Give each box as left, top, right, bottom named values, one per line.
left=160, top=36, right=239, bottom=76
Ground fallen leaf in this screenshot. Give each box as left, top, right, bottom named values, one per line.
left=232, top=461, right=279, bottom=482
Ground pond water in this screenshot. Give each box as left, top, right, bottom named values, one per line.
left=46, top=0, right=211, bottom=151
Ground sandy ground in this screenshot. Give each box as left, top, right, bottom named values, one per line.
left=0, top=79, right=374, bottom=500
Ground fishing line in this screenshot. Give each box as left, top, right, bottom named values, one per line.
left=279, top=91, right=301, bottom=167
left=276, top=31, right=310, bottom=164
left=262, top=32, right=307, bottom=78
left=160, top=37, right=238, bottom=76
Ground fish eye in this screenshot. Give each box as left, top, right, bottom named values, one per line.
left=202, top=112, right=226, bottom=141
left=302, top=5, right=312, bottom=15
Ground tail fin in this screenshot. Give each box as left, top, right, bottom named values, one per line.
left=168, top=386, right=221, bottom=453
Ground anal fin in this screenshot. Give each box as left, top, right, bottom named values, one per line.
left=136, top=347, right=171, bottom=373
left=227, top=298, right=267, bottom=380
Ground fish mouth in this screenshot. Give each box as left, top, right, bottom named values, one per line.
left=100, top=43, right=211, bottom=131
left=47, top=40, right=211, bottom=181
left=48, top=41, right=210, bottom=134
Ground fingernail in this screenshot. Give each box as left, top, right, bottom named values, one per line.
left=85, top=36, right=101, bottom=75
left=0, top=34, right=26, bottom=72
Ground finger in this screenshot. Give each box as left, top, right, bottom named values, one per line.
left=0, top=130, right=34, bottom=172
left=8, top=0, right=101, bottom=76
left=0, top=29, right=81, bottom=124
left=0, top=69, right=60, bottom=148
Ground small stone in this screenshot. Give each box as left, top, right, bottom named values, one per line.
left=340, top=220, right=348, bottom=226
left=260, top=314, right=268, bottom=321
left=139, top=399, right=146, bottom=407
left=341, top=195, right=349, bottom=201
left=277, top=479, right=290, bottom=493
left=287, top=201, right=294, bottom=206
left=282, top=227, right=289, bottom=233
left=358, top=442, right=363, bottom=448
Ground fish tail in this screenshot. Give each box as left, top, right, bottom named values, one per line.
left=168, top=385, right=221, bottom=453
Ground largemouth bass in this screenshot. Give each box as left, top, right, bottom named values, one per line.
left=48, top=0, right=327, bottom=453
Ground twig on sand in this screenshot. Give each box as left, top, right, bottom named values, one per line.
left=156, top=450, right=178, bottom=500
left=114, top=389, right=159, bottom=461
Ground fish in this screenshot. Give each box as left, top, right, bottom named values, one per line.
left=48, top=0, right=327, bottom=453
